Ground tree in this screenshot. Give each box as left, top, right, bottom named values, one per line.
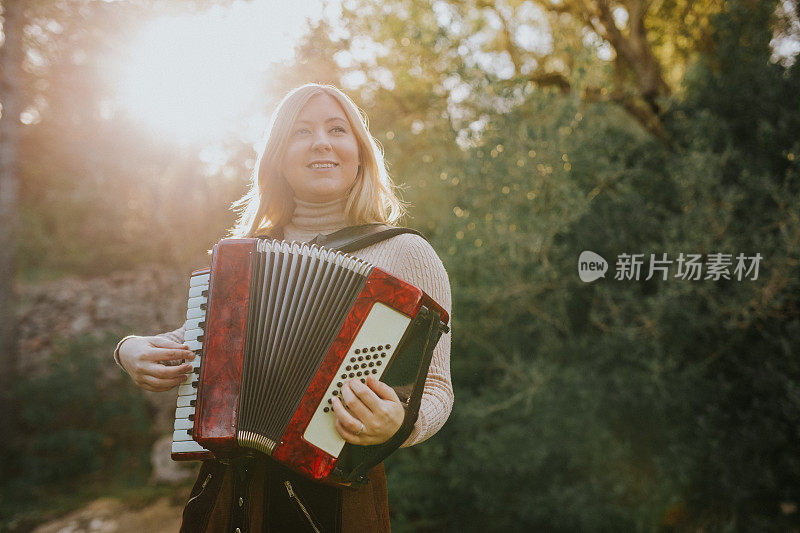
left=0, top=0, right=25, bottom=437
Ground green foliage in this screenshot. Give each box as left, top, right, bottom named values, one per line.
left=382, top=1, right=800, bottom=531
left=0, top=334, right=153, bottom=520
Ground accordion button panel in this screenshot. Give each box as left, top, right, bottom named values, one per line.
left=172, top=272, right=213, bottom=457
left=302, top=302, right=412, bottom=457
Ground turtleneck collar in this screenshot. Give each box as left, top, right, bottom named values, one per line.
left=282, top=196, right=348, bottom=243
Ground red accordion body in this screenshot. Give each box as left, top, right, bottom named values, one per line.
left=172, top=239, right=448, bottom=486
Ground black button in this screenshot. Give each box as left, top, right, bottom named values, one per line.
left=370, top=346, right=376, bottom=352
left=360, top=378, right=366, bottom=383
left=328, top=399, right=332, bottom=404
left=337, top=382, right=342, bottom=387
left=372, top=369, right=378, bottom=374
left=355, top=349, right=360, bottom=354
left=386, top=344, right=391, bottom=349
left=356, top=371, right=362, bottom=376
left=332, top=390, right=338, bottom=396
left=380, top=352, right=387, bottom=357
left=324, top=407, right=329, bottom=412
left=346, top=365, right=351, bottom=371
left=377, top=345, right=383, bottom=350
left=376, top=361, right=382, bottom=366
left=350, top=357, right=356, bottom=362
left=365, top=354, right=371, bottom=360
left=368, top=362, right=374, bottom=367
left=341, top=374, right=347, bottom=379
left=358, top=356, right=363, bottom=361
left=349, top=372, right=355, bottom=377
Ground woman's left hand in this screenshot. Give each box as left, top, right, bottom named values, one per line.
left=331, top=375, right=405, bottom=445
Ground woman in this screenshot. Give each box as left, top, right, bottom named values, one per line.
left=115, top=83, right=452, bottom=531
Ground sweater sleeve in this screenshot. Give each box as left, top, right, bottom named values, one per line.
left=112, top=324, right=187, bottom=372
left=394, top=235, right=454, bottom=447
left=157, top=324, right=187, bottom=345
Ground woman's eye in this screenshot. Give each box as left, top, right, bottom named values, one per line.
left=331, top=126, right=346, bottom=133
left=295, top=128, right=310, bottom=135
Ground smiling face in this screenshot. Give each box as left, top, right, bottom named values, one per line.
left=280, top=93, right=361, bottom=203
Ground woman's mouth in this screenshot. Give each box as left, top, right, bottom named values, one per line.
left=308, top=162, right=338, bottom=169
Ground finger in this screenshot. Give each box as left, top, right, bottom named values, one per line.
left=347, top=379, right=383, bottom=412
left=365, top=376, right=400, bottom=402
left=149, top=336, right=189, bottom=350
left=138, top=373, right=186, bottom=392
left=143, top=348, right=195, bottom=363
left=340, top=381, right=372, bottom=418
left=144, top=361, right=194, bottom=380
left=333, top=415, right=359, bottom=443
left=331, top=396, right=364, bottom=435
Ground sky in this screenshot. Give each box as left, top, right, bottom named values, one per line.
left=113, top=0, right=335, bottom=146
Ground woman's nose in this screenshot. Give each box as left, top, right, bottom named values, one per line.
left=311, top=131, right=332, bottom=152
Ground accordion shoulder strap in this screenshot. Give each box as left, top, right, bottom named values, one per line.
left=307, top=223, right=424, bottom=253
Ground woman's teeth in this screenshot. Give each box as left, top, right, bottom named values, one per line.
left=309, top=163, right=336, bottom=168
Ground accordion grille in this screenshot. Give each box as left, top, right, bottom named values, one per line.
left=237, top=241, right=373, bottom=453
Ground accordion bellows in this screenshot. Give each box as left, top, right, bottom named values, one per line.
left=172, top=238, right=449, bottom=486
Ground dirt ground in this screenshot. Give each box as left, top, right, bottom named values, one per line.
left=32, top=498, right=184, bottom=533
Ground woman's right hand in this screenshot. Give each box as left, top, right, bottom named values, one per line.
left=118, top=336, right=196, bottom=392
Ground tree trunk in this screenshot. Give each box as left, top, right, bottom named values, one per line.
left=0, top=0, right=24, bottom=431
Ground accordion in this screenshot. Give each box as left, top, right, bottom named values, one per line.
left=171, top=238, right=449, bottom=486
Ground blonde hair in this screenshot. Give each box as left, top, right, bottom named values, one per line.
left=231, top=84, right=405, bottom=238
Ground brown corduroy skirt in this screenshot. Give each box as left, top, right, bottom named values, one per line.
left=180, top=457, right=390, bottom=532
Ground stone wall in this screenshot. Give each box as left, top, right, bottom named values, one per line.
left=16, top=265, right=199, bottom=484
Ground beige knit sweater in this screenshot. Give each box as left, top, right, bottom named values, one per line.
left=143, top=197, right=453, bottom=447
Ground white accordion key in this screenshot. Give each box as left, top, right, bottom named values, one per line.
left=172, top=440, right=207, bottom=454
left=190, top=273, right=210, bottom=287
left=175, top=406, right=195, bottom=419
left=174, top=418, right=193, bottom=430
left=178, top=381, right=197, bottom=396
left=303, top=303, right=411, bottom=457
left=184, top=328, right=203, bottom=342
left=185, top=339, right=203, bottom=351
left=186, top=307, right=206, bottom=320
left=173, top=429, right=193, bottom=442
left=177, top=395, right=195, bottom=407
left=184, top=317, right=205, bottom=331
left=188, top=285, right=208, bottom=298
left=187, top=295, right=207, bottom=309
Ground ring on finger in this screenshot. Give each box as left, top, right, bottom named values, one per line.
left=355, top=422, right=365, bottom=436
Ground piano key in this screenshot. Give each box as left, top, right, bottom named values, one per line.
left=184, top=328, right=203, bottom=342
left=186, top=307, right=206, bottom=320
left=173, top=429, right=193, bottom=442
left=185, top=339, right=202, bottom=351
left=180, top=372, right=199, bottom=385
left=175, top=406, right=195, bottom=419
left=174, top=418, right=194, bottom=430
left=177, top=395, right=195, bottom=407
left=172, top=440, right=207, bottom=454
left=178, top=383, right=197, bottom=396
left=188, top=285, right=208, bottom=298
left=184, top=317, right=205, bottom=331
left=190, top=273, right=210, bottom=287
left=187, top=296, right=207, bottom=309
